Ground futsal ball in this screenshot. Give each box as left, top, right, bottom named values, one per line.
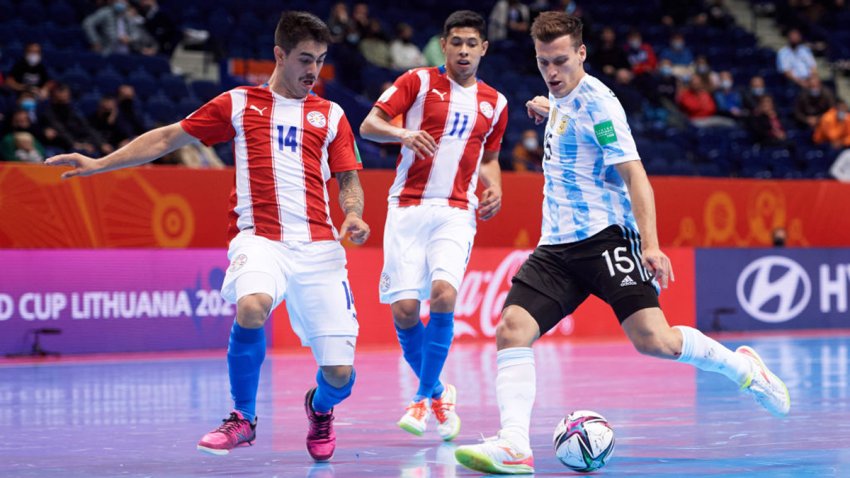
left=553, top=410, right=615, bottom=472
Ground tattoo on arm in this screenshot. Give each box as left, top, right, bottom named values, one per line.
left=337, top=170, right=364, bottom=218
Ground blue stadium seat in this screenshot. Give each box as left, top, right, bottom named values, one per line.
left=127, top=71, right=159, bottom=101
left=160, top=75, right=190, bottom=102
left=190, top=80, right=220, bottom=103
left=60, top=68, right=91, bottom=96
left=146, top=96, right=179, bottom=125
left=76, top=93, right=101, bottom=117
left=94, top=69, right=125, bottom=97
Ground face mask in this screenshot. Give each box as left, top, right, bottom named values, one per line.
left=838, top=111, right=847, bottom=121
left=523, top=138, right=539, bottom=150
left=629, top=39, right=641, bottom=49
left=752, top=87, right=765, bottom=96
left=720, top=79, right=732, bottom=90
left=21, top=98, right=36, bottom=111
left=672, top=40, right=684, bottom=50
left=25, top=53, right=40, bottom=66
left=696, top=65, right=710, bottom=74
left=809, top=88, right=821, bottom=97
left=113, top=1, right=127, bottom=13
left=660, top=65, right=673, bottom=77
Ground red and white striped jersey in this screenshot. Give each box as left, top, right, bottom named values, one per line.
left=375, top=66, right=508, bottom=210
left=180, top=85, right=361, bottom=243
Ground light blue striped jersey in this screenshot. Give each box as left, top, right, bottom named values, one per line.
left=539, top=74, right=640, bottom=245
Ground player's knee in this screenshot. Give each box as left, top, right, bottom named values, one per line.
left=236, top=294, right=273, bottom=329
left=429, top=280, right=457, bottom=311
left=496, top=307, right=538, bottom=348
left=392, top=300, right=420, bottom=328
left=320, top=365, right=353, bottom=387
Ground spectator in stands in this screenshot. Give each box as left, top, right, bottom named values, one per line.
left=359, top=19, right=392, bottom=69
left=9, top=132, right=44, bottom=163
left=660, top=0, right=697, bottom=27
left=5, top=43, right=51, bottom=99
left=512, top=129, right=544, bottom=172
left=743, top=75, right=767, bottom=112
left=591, top=26, right=629, bottom=77
left=714, top=71, right=746, bottom=120
left=15, top=91, right=40, bottom=125
left=677, top=75, right=736, bottom=127
left=423, top=34, right=446, bottom=67
left=137, top=0, right=181, bottom=56
left=327, top=2, right=351, bottom=44
left=813, top=100, right=850, bottom=150
left=772, top=227, right=787, bottom=247
left=350, top=3, right=372, bottom=42
left=776, top=28, right=817, bottom=87
left=489, top=0, right=531, bottom=42
left=83, top=0, right=157, bottom=55
left=794, top=75, right=834, bottom=128
left=651, top=59, right=679, bottom=104
left=42, top=84, right=111, bottom=156
left=0, top=111, right=46, bottom=161
left=390, top=23, right=427, bottom=71
left=609, top=68, right=645, bottom=116
left=8, top=100, right=63, bottom=153
left=749, top=95, right=789, bottom=145
left=694, top=0, right=735, bottom=30
left=624, top=30, right=657, bottom=76
left=89, top=96, right=121, bottom=148
left=114, top=85, right=146, bottom=146
left=693, top=55, right=718, bottom=90
left=659, top=33, right=694, bottom=79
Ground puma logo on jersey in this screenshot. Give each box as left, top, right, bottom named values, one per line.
left=620, top=275, right=637, bottom=287
left=431, top=89, right=447, bottom=101
left=249, top=105, right=268, bottom=116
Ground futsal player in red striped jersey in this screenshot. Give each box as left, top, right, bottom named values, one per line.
left=46, top=11, right=369, bottom=463
left=360, top=10, right=508, bottom=442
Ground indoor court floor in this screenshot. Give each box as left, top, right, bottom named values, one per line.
left=1, top=332, right=848, bottom=477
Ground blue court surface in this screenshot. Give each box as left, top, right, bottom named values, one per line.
left=1, top=331, right=848, bottom=477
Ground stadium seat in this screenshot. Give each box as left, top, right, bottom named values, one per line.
left=190, top=80, right=221, bottom=103
left=127, top=71, right=159, bottom=101
left=160, top=75, right=190, bottom=102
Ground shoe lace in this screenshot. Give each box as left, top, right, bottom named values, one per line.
left=406, top=401, right=429, bottom=420
left=217, top=412, right=247, bottom=434
left=431, top=397, right=452, bottom=423
left=310, top=411, right=334, bottom=438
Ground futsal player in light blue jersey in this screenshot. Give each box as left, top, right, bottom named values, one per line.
left=455, top=12, right=790, bottom=475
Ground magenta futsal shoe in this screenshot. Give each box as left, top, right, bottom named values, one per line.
left=305, top=387, right=337, bottom=462
left=197, top=411, right=256, bottom=456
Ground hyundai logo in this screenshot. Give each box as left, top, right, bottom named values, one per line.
left=736, top=256, right=811, bottom=323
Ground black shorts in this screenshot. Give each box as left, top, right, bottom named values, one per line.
left=504, top=225, right=660, bottom=335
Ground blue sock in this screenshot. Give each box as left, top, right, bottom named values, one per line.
left=227, top=321, right=266, bottom=423
left=312, top=369, right=356, bottom=413
left=416, top=311, right=453, bottom=401
left=396, top=321, right=445, bottom=401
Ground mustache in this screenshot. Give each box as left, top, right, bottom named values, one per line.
left=300, top=76, right=317, bottom=82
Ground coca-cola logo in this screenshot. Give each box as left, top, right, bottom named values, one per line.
left=454, top=250, right=531, bottom=338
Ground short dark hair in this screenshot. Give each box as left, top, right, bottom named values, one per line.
left=274, top=11, right=332, bottom=52
left=443, top=10, right=487, bottom=40
left=530, top=12, right=582, bottom=47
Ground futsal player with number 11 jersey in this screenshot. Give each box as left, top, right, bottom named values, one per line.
left=360, top=10, right=508, bottom=441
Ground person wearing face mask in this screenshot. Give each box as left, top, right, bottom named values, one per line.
left=713, top=71, right=745, bottom=120
left=813, top=100, right=850, bottom=150
left=6, top=43, right=51, bottom=99
left=0, top=110, right=47, bottom=161
left=742, top=75, right=767, bottom=112
left=82, top=0, right=157, bottom=55
left=659, top=33, right=694, bottom=79
left=624, top=30, right=657, bottom=76
left=42, top=84, right=111, bottom=156
left=512, top=129, right=544, bottom=172
left=776, top=28, right=817, bottom=87
left=794, top=75, right=834, bottom=128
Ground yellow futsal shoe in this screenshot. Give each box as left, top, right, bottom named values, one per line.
left=737, top=345, right=791, bottom=417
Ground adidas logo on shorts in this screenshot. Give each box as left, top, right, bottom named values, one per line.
left=619, top=275, right=637, bottom=287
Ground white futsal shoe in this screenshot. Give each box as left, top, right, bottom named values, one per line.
left=431, top=384, right=461, bottom=441
left=737, top=345, right=791, bottom=417
left=398, top=399, right=430, bottom=436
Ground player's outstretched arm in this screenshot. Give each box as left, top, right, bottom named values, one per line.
left=477, top=151, right=503, bottom=221
left=615, top=160, right=675, bottom=289
left=45, top=123, right=197, bottom=179
left=359, top=107, right=436, bottom=159
left=336, top=170, right=370, bottom=245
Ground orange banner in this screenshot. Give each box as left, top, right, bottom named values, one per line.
left=2, top=162, right=848, bottom=248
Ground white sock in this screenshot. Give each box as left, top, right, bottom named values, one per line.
left=675, top=325, right=751, bottom=385
left=496, top=347, right=535, bottom=452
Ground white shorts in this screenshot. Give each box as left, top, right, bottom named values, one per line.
left=379, top=205, right=476, bottom=304
left=221, top=232, right=359, bottom=351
